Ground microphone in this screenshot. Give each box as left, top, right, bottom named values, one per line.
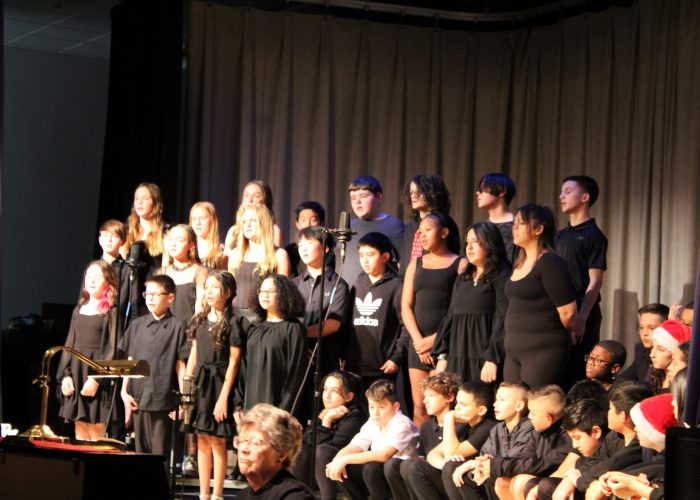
left=125, top=241, right=146, bottom=269
left=181, top=374, right=196, bottom=426
left=333, top=211, right=355, bottom=263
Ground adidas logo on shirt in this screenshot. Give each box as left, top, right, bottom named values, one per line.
left=354, top=292, right=382, bottom=327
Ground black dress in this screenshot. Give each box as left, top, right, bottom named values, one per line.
left=57, top=310, right=113, bottom=424
left=503, top=252, right=576, bottom=387
left=409, top=256, right=461, bottom=369
left=432, top=268, right=509, bottom=382
left=244, top=320, right=307, bottom=415
left=191, top=319, right=242, bottom=437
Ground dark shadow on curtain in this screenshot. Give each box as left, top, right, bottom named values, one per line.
left=97, top=0, right=184, bottom=234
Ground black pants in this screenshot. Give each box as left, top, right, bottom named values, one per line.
left=133, top=409, right=171, bottom=455
left=441, top=460, right=498, bottom=500
left=384, top=458, right=410, bottom=499
left=338, top=461, right=391, bottom=500
left=401, top=458, right=448, bottom=499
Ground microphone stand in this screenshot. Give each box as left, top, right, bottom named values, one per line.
left=308, top=229, right=329, bottom=488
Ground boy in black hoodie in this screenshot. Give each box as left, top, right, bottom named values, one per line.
left=345, top=232, right=407, bottom=391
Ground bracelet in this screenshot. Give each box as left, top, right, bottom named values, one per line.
left=437, top=353, right=448, bottom=361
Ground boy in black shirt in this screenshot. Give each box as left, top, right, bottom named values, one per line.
left=345, top=232, right=406, bottom=390
left=618, top=303, right=668, bottom=383
left=292, top=226, right=350, bottom=376
left=556, top=175, right=608, bottom=384
left=286, top=201, right=328, bottom=278
left=121, top=275, right=189, bottom=455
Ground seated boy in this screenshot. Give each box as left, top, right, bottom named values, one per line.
left=567, top=381, right=654, bottom=499
left=528, top=398, right=608, bottom=499
left=419, top=381, right=497, bottom=497
left=669, top=300, right=694, bottom=327
left=470, top=385, right=571, bottom=500
left=384, top=372, right=465, bottom=500
left=292, top=226, right=350, bottom=375
left=121, top=275, right=189, bottom=455
left=618, top=303, right=669, bottom=382
left=326, top=379, right=419, bottom=500
left=445, top=381, right=533, bottom=500
left=346, top=232, right=406, bottom=391
left=286, top=200, right=328, bottom=277
left=585, top=340, right=626, bottom=390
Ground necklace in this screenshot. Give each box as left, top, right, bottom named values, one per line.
left=207, top=318, right=216, bottom=331
left=171, top=261, right=193, bottom=272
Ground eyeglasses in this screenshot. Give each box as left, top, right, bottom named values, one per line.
left=233, top=436, right=272, bottom=451
left=584, top=355, right=613, bottom=367
left=142, top=292, right=169, bottom=299
left=257, top=289, right=277, bottom=297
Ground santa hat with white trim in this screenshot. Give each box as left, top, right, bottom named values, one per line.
left=650, top=320, right=692, bottom=352
left=630, top=393, right=677, bottom=448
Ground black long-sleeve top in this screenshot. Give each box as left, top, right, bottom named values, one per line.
left=489, top=418, right=572, bottom=478
left=575, top=432, right=643, bottom=492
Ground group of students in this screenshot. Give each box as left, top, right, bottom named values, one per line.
left=54, top=173, right=695, bottom=499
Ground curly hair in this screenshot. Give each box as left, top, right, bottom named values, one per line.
left=187, top=271, right=236, bottom=352
left=420, top=372, right=462, bottom=400
left=461, top=221, right=510, bottom=283
left=251, top=273, right=306, bottom=321
left=402, top=174, right=452, bottom=221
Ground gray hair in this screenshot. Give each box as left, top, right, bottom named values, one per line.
left=238, top=404, right=303, bottom=468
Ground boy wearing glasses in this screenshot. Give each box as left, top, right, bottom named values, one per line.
left=585, top=340, right=626, bottom=391
left=121, top=274, right=190, bottom=454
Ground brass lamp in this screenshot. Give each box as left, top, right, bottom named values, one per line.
left=19, top=346, right=149, bottom=441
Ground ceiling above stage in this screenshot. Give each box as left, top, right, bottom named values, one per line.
left=3, top=0, right=118, bottom=59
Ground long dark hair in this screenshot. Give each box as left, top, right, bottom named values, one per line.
left=671, top=367, right=688, bottom=424
left=187, top=271, right=236, bottom=351
left=461, top=221, right=510, bottom=282
left=323, top=370, right=365, bottom=413
left=251, top=273, right=306, bottom=321
left=513, top=203, right=557, bottom=268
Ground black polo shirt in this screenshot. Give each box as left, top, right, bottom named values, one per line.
left=121, top=310, right=190, bottom=411
left=555, top=218, right=608, bottom=302
left=418, top=415, right=470, bottom=456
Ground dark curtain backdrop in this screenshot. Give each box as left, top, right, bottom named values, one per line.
left=97, top=0, right=183, bottom=232
left=183, top=0, right=700, bottom=353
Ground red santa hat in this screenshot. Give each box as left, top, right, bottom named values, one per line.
left=630, top=393, right=677, bottom=448
left=650, top=320, right=692, bottom=352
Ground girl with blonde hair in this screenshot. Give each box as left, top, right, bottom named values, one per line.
left=189, top=201, right=226, bottom=270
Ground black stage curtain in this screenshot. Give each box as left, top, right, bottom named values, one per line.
left=96, top=0, right=183, bottom=230
left=182, top=0, right=700, bottom=350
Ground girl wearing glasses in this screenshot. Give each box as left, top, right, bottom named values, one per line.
left=185, top=271, right=243, bottom=500
left=244, top=274, right=307, bottom=417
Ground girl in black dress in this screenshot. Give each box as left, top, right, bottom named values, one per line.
left=190, top=201, right=227, bottom=270
left=402, top=212, right=465, bottom=425
left=159, top=224, right=208, bottom=322
left=433, top=222, right=510, bottom=384
left=400, top=174, right=461, bottom=273
left=186, top=271, right=242, bottom=500
left=244, top=274, right=307, bottom=415
left=57, top=260, right=120, bottom=441
left=504, top=204, right=577, bottom=387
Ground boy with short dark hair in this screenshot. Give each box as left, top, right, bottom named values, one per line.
left=384, top=372, right=465, bottom=500
left=97, top=219, right=137, bottom=323
left=529, top=398, right=608, bottom=499
left=425, top=382, right=498, bottom=480
left=445, top=381, right=533, bottom=500
left=121, top=274, right=189, bottom=455
left=472, top=385, right=571, bottom=500
left=476, top=173, right=517, bottom=263
left=326, top=379, right=419, bottom=500
left=585, top=340, right=627, bottom=390
left=556, top=175, right=608, bottom=385
left=292, top=226, right=350, bottom=376
left=618, top=303, right=669, bottom=382
left=286, top=201, right=327, bottom=277
left=340, top=176, right=404, bottom=285
left=346, top=232, right=405, bottom=390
